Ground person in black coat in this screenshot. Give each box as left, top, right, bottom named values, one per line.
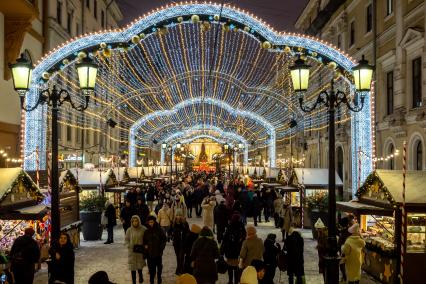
left=183, top=224, right=201, bottom=274
left=120, top=199, right=135, bottom=234
left=135, top=197, right=150, bottom=226
left=190, top=226, right=220, bottom=284
left=284, top=228, right=304, bottom=284
left=262, top=233, right=281, bottom=284
left=143, top=215, right=167, bottom=284
left=252, top=192, right=262, bottom=226
left=214, top=200, right=230, bottom=244
left=171, top=213, right=190, bottom=275
left=9, top=227, right=40, bottom=284
left=49, top=232, right=75, bottom=284
left=104, top=200, right=117, bottom=244
left=146, top=185, right=156, bottom=212
left=183, top=184, right=193, bottom=218
left=220, top=213, right=246, bottom=284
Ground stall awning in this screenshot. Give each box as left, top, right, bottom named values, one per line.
left=293, top=168, right=343, bottom=188
left=0, top=204, right=49, bottom=220
left=337, top=201, right=393, bottom=216
left=261, top=183, right=282, bottom=189
left=68, top=168, right=115, bottom=189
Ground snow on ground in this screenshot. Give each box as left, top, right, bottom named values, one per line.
left=34, top=216, right=379, bottom=284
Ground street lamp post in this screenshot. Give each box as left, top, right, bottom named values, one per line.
left=10, top=53, right=98, bottom=243
left=224, top=143, right=230, bottom=178
left=290, top=55, right=373, bottom=283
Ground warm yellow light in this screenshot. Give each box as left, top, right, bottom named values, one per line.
left=76, top=57, right=98, bottom=91
left=352, top=55, right=374, bottom=92
left=10, top=54, right=32, bottom=93
left=290, top=57, right=310, bottom=92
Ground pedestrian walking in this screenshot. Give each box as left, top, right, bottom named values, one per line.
left=239, top=226, right=264, bottom=270
left=262, top=233, right=280, bottom=284
left=338, top=216, right=354, bottom=282
left=125, top=215, right=146, bottom=284
left=220, top=213, right=246, bottom=284
left=183, top=224, right=201, bottom=274
left=135, top=197, right=150, bottom=226
left=171, top=212, right=190, bottom=275
left=121, top=199, right=136, bottom=233
left=190, top=226, right=220, bottom=284
left=314, top=218, right=327, bottom=283
left=284, top=227, right=304, bottom=284
left=201, top=196, right=216, bottom=229
left=342, top=223, right=366, bottom=284
left=48, top=232, right=75, bottom=284
left=146, top=185, right=156, bottom=212
left=279, top=202, right=293, bottom=242
left=157, top=203, right=172, bottom=242
left=214, top=199, right=229, bottom=244
left=143, top=215, right=167, bottom=284
left=183, top=183, right=194, bottom=218
left=9, top=227, right=40, bottom=284
left=273, top=194, right=283, bottom=228
left=104, top=200, right=117, bottom=244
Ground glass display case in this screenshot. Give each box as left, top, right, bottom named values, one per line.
left=407, top=213, right=426, bottom=252
left=361, top=215, right=396, bottom=255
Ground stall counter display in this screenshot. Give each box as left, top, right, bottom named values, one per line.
left=406, top=213, right=426, bottom=252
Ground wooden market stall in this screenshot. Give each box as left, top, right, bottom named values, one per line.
left=289, top=168, right=344, bottom=228
left=58, top=170, right=82, bottom=248
left=128, top=167, right=146, bottom=182
left=337, top=170, right=426, bottom=284
left=0, top=168, right=48, bottom=254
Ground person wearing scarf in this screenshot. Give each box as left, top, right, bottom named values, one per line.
left=125, top=215, right=146, bottom=284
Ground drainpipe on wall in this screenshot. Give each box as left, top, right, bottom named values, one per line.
left=42, top=0, right=49, bottom=53
left=372, top=0, right=378, bottom=161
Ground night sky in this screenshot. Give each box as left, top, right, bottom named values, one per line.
left=115, top=0, right=309, bottom=31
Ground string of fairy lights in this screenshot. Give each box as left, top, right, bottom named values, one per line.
left=25, top=2, right=370, bottom=182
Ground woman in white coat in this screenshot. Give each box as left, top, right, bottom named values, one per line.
left=201, top=196, right=216, bottom=229
left=125, top=215, right=146, bottom=284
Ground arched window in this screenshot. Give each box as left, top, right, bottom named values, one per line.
left=388, top=144, right=395, bottom=170
left=416, top=141, right=423, bottom=170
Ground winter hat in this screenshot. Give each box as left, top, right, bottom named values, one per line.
left=314, top=218, right=326, bottom=229
left=88, top=271, right=114, bottom=284
left=348, top=223, right=360, bottom=235
left=251, top=259, right=266, bottom=272
left=146, top=215, right=156, bottom=222
left=190, top=224, right=202, bottom=234
left=240, top=266, right=258, bottom=284
left=176, top=273, right=197, bottom=284
left=231, top=213, right=241, bottom=223
left=199, top=226, right=214, bottom=238
left=246, top=225, right=257, bottom=238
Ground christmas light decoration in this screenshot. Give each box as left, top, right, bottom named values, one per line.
left=22, top=2, right=371, bottom=191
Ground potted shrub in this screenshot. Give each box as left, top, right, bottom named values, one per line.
left=79, top=193, right=107, bottom=241
left=305, top=191, right=328, bottom=239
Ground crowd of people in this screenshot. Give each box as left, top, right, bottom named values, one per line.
left=3, top=171, right=367, bottom=284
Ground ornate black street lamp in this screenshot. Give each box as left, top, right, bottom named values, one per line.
left=10, top=53, right=98, bottom=243
left=290, top=55, right=373, bottom=283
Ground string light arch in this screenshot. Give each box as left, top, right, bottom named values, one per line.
left=24, top=2, right=372, bottom=191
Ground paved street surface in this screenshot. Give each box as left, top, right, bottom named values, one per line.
left=34, top=217, right=380, bottom=284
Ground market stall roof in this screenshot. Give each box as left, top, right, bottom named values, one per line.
left=127, top=167, right=147, bottom=179
left=105, top=186, right=129, bottom=193
left=261, top=183, right=282, bottom=189
left=337, top=200, right=393, bottom=216
left=0, top=204, right=48, bottom=220
left=372, top=170, right=426, bottom=204
left=68, top=168, right=117, bottom=189
left=112, top=167, right=130, bottom=182
left=293, top=168, right=343, bottom=188
left=0, top=168, right=44, bottom=204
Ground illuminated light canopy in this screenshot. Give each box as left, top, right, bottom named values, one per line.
left=24, top=2, right=372, bottom=192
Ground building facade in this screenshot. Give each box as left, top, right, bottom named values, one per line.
left=295, top=0, right=426, bottom=194
left=0, top=0, right=123, bottom=168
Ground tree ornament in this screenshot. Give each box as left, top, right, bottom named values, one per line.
left=131, top=35, right=140, bottom=44
left=191, top=15, right=200, bottom=23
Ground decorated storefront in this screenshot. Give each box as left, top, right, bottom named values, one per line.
left=0, top=168, right=48, bottom=255
left=337, top=170, right=426, bottom=284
